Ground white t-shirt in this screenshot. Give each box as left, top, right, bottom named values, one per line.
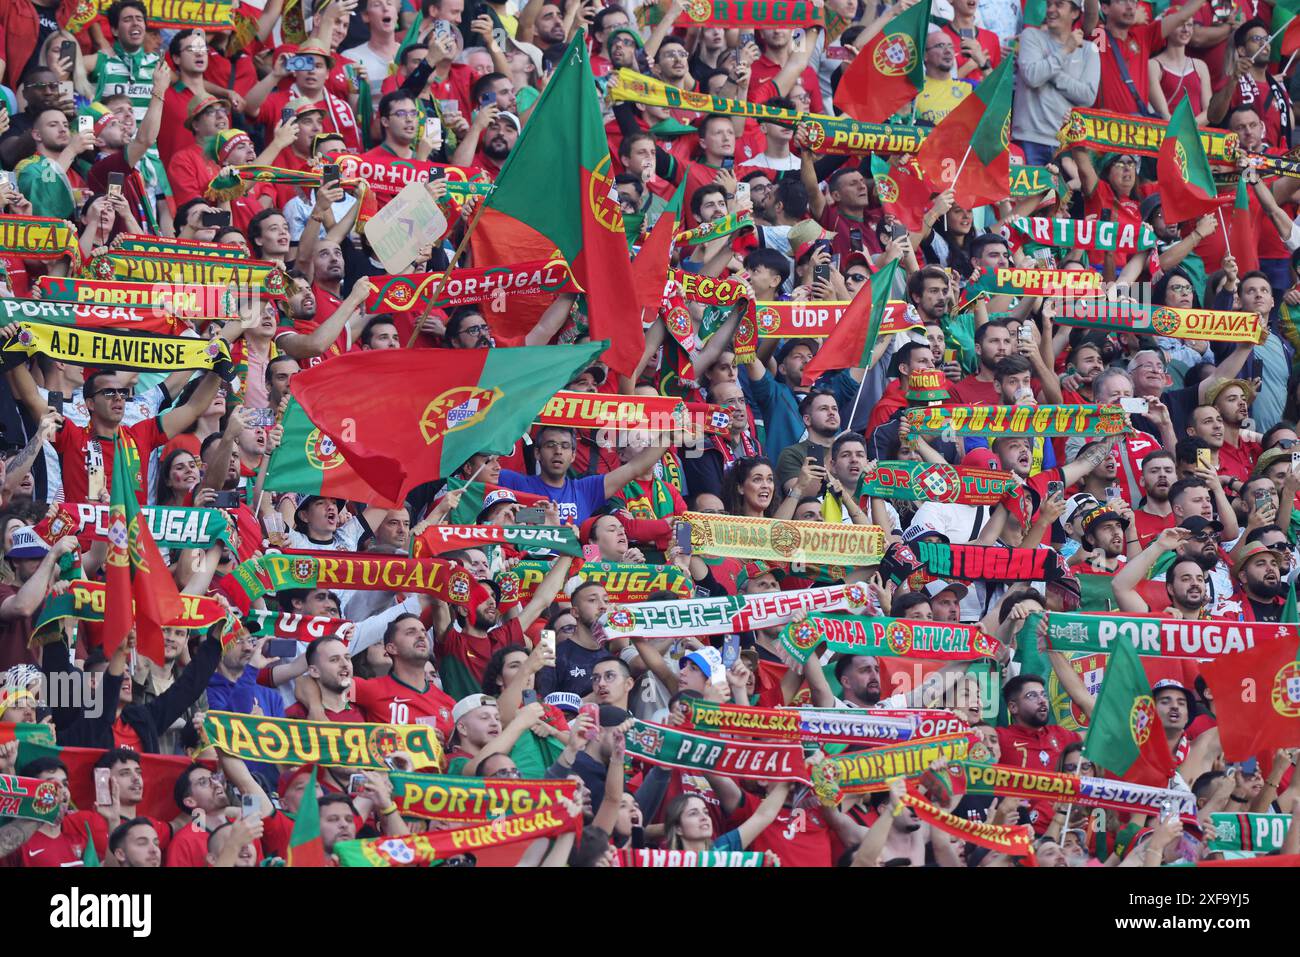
left=286, top=515, right=365, bottom=552
left=38, top=384, right=164, bottom=503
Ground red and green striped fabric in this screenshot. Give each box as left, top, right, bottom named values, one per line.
left=917, top=54, right=1015, bottom=209
left=263, top=397, right=402, bottom=508
left=1157, top=99, right=1222, bottom=224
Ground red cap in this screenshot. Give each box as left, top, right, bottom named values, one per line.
left=962, top=448, right=1000, bottom=470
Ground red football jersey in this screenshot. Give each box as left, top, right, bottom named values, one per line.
left=352, top=673, right=455, bottom=743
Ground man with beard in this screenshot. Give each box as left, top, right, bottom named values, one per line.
left=588, top=657, right=634, bottom=711
left=269, top=275, right=374, bottom=371
left=1114, top=525, right=1234, bottom=618
left=1235, top=272, right=1290, bottom=432
left=683, top=379, right=759, bottom=500
left=537, top=582, right=613, bottom=697
left=1133, top=450, right=1177, bottom=547
left=863, top=341, right=935, bottom=441
left=452, top=106, right=518, bottom=175
left=1059, top=340, right=1105, bottom=403
left=1230, top=542, right=1288, bottom=622
left=924, top=580, right=969, bottom=623
left=15, top=107, right=89, bottom=219
left=1207, top=378, right=1262, bottom=487
left=207, top=631, right=287, bottom=722
left=776, top=390, right=840, bottom=492
left=997, top=674, right=1079, bottom=777
left=822, top=432, right=870, bottom=525
left=0, top=68, right=76, bottom=169
left=286, top=636, right=363, bottom=721
left=946, top=321, right=1014, bottom=406
left=353, top=612, right=457, bottom=741
left=1075, top=502, right=1133, bottom=574
left=1082, top=368, right=1175, bottom=502
left=444, top=306, right=494, bottom=349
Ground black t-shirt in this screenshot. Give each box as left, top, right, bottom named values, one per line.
left=27, top=1, right=61, bottom=79
left=537, top=639, right=605, bottom=697
left=1248, top=596, right=1283, bottom=623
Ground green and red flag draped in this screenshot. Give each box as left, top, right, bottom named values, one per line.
left=834, top=0, right=931, bottom=122
left=291, top=342, right=606, bottom=502
left=1200, top=630, right=1300, bottom=761
left=103, top=435, right=183, bottom=664
left=1269, top=0, right=1300, bottom=63
left=1229, top=174, right=1260, bottom=274
left=1157, top=98, right=1223, bottom=223
left=480, top=31, right=642, bottom=377
left=1083, top=638, right=1175, bottom=787
left=917, top=53, right=1015, bottom=209
left=263, top=397, right=401, bottom=508
left=870, top=154, right=930, bottom=232
left=801, top=257, right=901, bottom=385
left=631, top=201, right=677, bottom=314
left=287, top=765, right=326, bottom=866
left=439, top=477, right=548, bottom=525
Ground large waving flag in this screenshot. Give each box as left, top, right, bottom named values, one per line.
left=1083, top=638, right=1175, bottom=787
left=834, top=0, right=931, bottom=122
left=264, top=398, right=402, bottom=508
left=916, top=54, right=1015, bottom=209
left=104, top=435, right=184, bottom=665
left=291, top=343, right=605, bottom=501
left=801, top=257, right=901, bottom=385
left=1200, top=627, right=1300, bottom=761
left=479, top=31, right=642, bottom=377
left=1157, top=98, right=1223, bottom=224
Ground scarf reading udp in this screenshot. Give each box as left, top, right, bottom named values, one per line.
left=904, top=404, right=1127, bottom=438
left=203, top=712, right=442, bottom=770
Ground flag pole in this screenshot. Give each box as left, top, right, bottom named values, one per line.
left=950, top=144, right=975, bottom=191
left=405, top=195, right=492, bottom=348
left=1218, top=205, right=1232, bottom=259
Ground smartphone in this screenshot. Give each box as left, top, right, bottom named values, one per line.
left=581, top=542, right=601, bottom=561
left=60, top=39, right=77, bottom=68
left=200, top=209, right=230, bottom=229
left=479, top=90, right=497, bottom=107
left=720, top=156, right=734, bottom=171
left=735, top=181, right=750, bottom=206
left=281, top=106, right=295, bottom=124
left=240, top=793, right=258, bottom=818
left=889, top=221, right=908, bottom=240
left=105, top=171, right=125, bottom=200
left=425, top=117, right=442, bottom=141
left=212, top=489, right=241, bottom=508
left=1046, top=480, right=1065, bottom=499
left=321, top=163, right=341, bottom=186
left=1018, top=323, right=1033, bottom=342
left=538, top=629, right=556, bottom=656
left=264, top=638, right=299, bottom=659
left=1157, top=797, right=1176, bottom=824
left=807, top=443, right=826, bottom=467
left=439, top=99, right=460, bottom=116
left=722, top=633, right=740, bottom=668
left=347, top=773, right=368, bottom=795
left=1293, top=450, right=1300, bottom=471
left=1105, top=485, right=1122, bottom=501
left=48, top=390, right=65, bottom=415
left=825, top=45, right=853, bottom=60
left=738, top=30, right=755, bottom=47
left=578, top=703, right=600, bottom=739
left=813, top=259, right=831, bottom=285
left=94, top=768, right=113, bottom=806
left=78, top=114, right=94, bottom=135
left=1196, top=448, right=1212, bottom=470
left=674, top=522, right=693, bottom=555
left=1254, top=488, right=1272, bottom=511
left=1119, top=396, right=1148, bottom=415
left=515, top=505, right=546, bottom=525
left=849, top=227, right=863, bottom=251
left=432, top=18, right=453, bottom=39
left=521, top=689, right=539, bottom=706
left=58, top=80, right=73, bottom=100
left=285, top=54, right=318, bottom=72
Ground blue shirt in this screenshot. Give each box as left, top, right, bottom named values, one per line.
left=206, top=665, right=286, bottom=718
left=499, top=470, right=609, bottom=525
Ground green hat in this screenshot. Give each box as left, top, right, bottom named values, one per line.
left=204, top=127, right=253, bottom=165
left=648, top=117, right=698, bottom=138
left=607, top=25, right=645, bottom=49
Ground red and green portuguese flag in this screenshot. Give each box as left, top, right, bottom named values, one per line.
left=104, top=435, right=184, bottom=665
left=917, top=53, right=1015, bottom=209
left=1157, top=98, right=1222, bottom=224
left=869, top=155, right=929, bottom=232
left=264, top=397, right=401, bottom=508
left=801, top=257, right=900, bottom=385
left=1269, top=0, right=1300, bottom=63
left=1083, top=638, right=1175, bottom=787
left=1200, top=630, right=1300, bottom=762
left=1229, top=174, right=1260, bottom=275
left=291, top=342, right=606, bottom=502
left=834, top=0, right=931, bottom=122
left=479, top=31, right=641, bottom=378
left=288, top=765, right=326, bottom=866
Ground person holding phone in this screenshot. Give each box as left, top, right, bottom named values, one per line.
left=774, top=390, right=840, bottom=493
left=15, top=107, right=89, bottom=219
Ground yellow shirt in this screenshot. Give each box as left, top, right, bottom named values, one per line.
left=914, top=76, right=973, bottom=126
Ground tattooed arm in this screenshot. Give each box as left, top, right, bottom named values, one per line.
left=2, top=411, right=58, bottom=501
left=0, top=819, right=39, bottom=857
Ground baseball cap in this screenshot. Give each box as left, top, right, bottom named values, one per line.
left=544, top=692, right=582, bottom=715
left=1080, top=504, right=1129, bottom=534
left=961, top=448, right=1000, bottom=471
left=506, top=37, right=544, bottom=75
left=1232, top=541, right=1286, bottom=576
left=5, top=525, right=48, bottom=560
left=774, top=338, right=818, bottom=365
left=923, top=579, right=969, bottom=601
left=1062, top=492, right=1099, bottom=529
left=492, top=110, right=521, bottom=132
left=452, top=693, right=496, bottom=725
left=680, top=652, right=714, bottom=680
left=597, top=704, right=631, bottom=727
left=902, top=521, right=949, bottom=545
left=1179, top=515, right=1224, bottom=536
left=1151, top=677, right=1194, bottom=702
left=475, top=487, right=517, bottom=523
left=1139, top=194, right=1163, bottom=222
left=293, top=495, right=343, bottom=532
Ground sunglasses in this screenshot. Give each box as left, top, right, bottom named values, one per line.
left=93, top=387, right=131, bottom=399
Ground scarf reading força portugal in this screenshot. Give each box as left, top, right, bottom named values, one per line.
left=903, top=404, right=1127, bottom=438
left=0, top=215, right=79, bottom=260
left=681, top=512, right=886, bottom=565
left=779, top=612, right=1003, bottom=665
left=390, top=772, right=578, bottom=823
left=624, top=720, right=811, bottom=782
left=202, top=711, right=443, bottom=770
left=335, top=804, right=579, bottom=866
left=3, top=324, right=230, bottom=373
left=228, top=553, right=475, bottom=605
left=898, top=791, right=1037, bottom=860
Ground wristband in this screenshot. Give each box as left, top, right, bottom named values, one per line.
left=618, top=645, right=640, bottom=666
left=380, top=804, right=398, bottom=816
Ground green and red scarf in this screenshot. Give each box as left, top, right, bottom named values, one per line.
left=502, top=559, right=692, bottom=605
left=884, top=540, right=1076, bottom=588
left=779, top=612, right=1002, bottom=665
left=682, top=699, right=917, bottom=745
left=1056, top=300, right=1266, bottom=344
left=368, top=259, right=579, bottom=313
left=601, top=582, right=874, bottom=638
left=1057, top=107, right=1238, bottom=165
left=615, top=848, right=775, bottom=866
left=411, top=523, right=581, bottom=559
left=752, top=300, right=919, bottom=339
left=1208, top=813, right=1291, bottom=853
left=1024, top=611, right=1296, bottom=660
left=1009, top=216, right=1156, bottom=253
left=624, top=720, right=811, bottom=782
left=673, top=0, right=823, bottom=28
left=335, top=804, right=579, bottom=866
left=112, top=233, right=245, bottom=259
left=229, top=553, right=475, bottom=606
left=899, top=791, right=1037, bottom=860
left=0, top=215, right=79, bottom=260
left=0, top=296, right=184, bottom=336
left=84, top=251, right=290, bottom=298
left=954, top=761, right=1196, bottom=817
left=675, top=213, right=754, bottom=245
left=35, top=276, right=236, bottom=322
left=0, top=773, right=67, bottom=824
left=201, top=711, right=443, bottom=771
left=826, top=733, right=975, bottom=794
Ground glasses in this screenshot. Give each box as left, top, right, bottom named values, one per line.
left=458, top=323, right=491, bottom=336
left=1165, top=282, right=1193, bottom=294
left=846, top=272, right=869, bottom=283
left=1113, top=158, right=1139, bottom=168
left=1245, top=33, right=1270, bottom=44
left=1273, top=439, right=1298, bottom=449
left=390, top=109, right=420, bottom=119
left=540, top=440, right=573, bottom=452
left=1020, top=691, right=1047, bottom=701
left=1188, top=530, right=1215, bottom=541
left=557, top=623, right=577, bottom=633
left=25, top=81, right=58, bottom=90
left=94, top=388, right=131, bottom=399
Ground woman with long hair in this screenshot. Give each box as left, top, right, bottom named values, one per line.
left=1148, top=19, right=1211, bottom=123
left=153, top=448, right=206, bottom=506
left=721, top=456, right=777, bottom=517
left=661, top=782, right=791, bottom=854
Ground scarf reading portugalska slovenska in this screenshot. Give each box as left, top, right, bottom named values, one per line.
left=31, top=581, right=227, bottom=645
left=334, top=805, right=579, bottom=867
left=112, top=233, right=245, bottom=259
left=0, top=774, right=64, bottom=823
left=952, top=761, right=1197, bottom=818
left=681, top=512, right=886, bottom=566
left=0, top=296, right=183, bottom=336
left=1208, top=813, right=1292, bottom=853
left=1009, top=217, right=1157, bottom=254
left=368, top=259, right=579, bottom=313
left=3, top=323, right=230, bottom=373
left=827, top=733, right=975, bottom=794
left=202, top=711, right=443, bottom=771
left=1023, top=611, right=1297, bottom=660
left=229, top=553, right=474, bottom=605
left=34, top=277, right=237, bottom=323
left=885, top=541, right=1075, bottom=587
left=84, top=251, right=290, bottom=297
left=752, top=300, right=919, bottom=339
left=675, top=213, right=754, bottom=246
left=503, top=560, right=692, bottom=606
left=1055, top=300, right=1266, bottom=344
left=778, top=613, right=1003, bottom=666
left=0, top=215, right=78, bottom=260
left=624, top=720, right=811, bottom=782
left=615, top=848, right=775, bottom=867
left=1057, top=107, right=1238, bottom=165
left=411, top=524, right=581, bottom=559
left=682, top=699, right=916, bottom=746
left=898, top=792, right=1037, bottom=860
left=903, top=403, right=1127, bottom=438
left=389, top=772, right=577, bottom=823
left=608, top=69, right=926, bottom=157
left=601, top=581, right=875, bottom=638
